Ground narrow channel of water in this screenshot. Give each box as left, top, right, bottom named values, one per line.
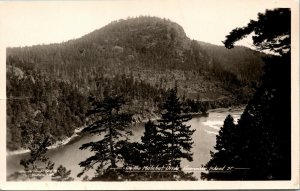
left=6, top=107, right=244, bottom=181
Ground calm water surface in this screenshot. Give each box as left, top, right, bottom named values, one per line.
left=7, top=107, right=244, bottom=180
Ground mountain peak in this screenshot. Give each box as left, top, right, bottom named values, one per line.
left=80, top=16, right=190, bottom=51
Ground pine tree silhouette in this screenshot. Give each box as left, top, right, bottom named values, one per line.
left=156, top=88, right=195, bottom=167
left=77, top=95, right=133, bottom=180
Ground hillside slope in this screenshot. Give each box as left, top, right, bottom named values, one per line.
left=6, top=16, right=265, bottom=150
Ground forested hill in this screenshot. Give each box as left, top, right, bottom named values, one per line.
left=6, top=16, right=265, bottom=150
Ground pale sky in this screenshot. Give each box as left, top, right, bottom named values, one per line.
left=0, top=0, right=295, bottom=48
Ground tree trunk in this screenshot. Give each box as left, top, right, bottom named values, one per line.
left=109, top=126, right=116, bottom=168
left=171, top=124, right=174, bottom=167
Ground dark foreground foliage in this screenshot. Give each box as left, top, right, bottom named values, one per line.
left=79, top=89, right=196, bottom=181
left=203, top=8, right=291, bottom=180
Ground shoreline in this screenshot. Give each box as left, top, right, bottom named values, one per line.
left=207, top=104, right=246, bottom=113
left=6, top=126, right=85, bottom=156
left=6, top=105, right=246, bottom=156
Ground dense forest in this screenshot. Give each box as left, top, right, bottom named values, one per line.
left=6, top=16, right=265, bottom=151
left=8, top=88, right=198, bottom=181
left=6, top=17, right=263, bottom=150
left=6, top=8, right=291, bottom=182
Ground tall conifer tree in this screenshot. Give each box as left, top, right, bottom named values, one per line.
left=156, top=88, right=195, bottom=167
left=77, top=95, right=132, bottom=179
left=208, top=115, right=236, bottom=167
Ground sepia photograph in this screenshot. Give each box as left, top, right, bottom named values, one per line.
left=0, top=0, right=299, bottom=189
